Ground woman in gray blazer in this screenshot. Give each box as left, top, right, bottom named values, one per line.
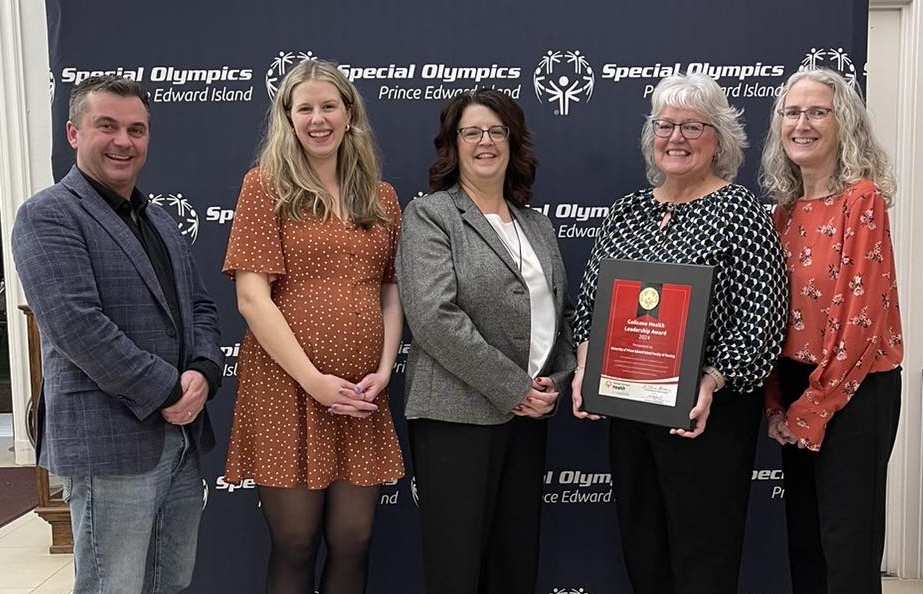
left=396, top=89, right=575, bottom=594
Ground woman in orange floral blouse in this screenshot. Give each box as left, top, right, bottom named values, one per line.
left=760, top=68, right=903, bottom=594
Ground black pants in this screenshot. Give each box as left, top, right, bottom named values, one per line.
left=609, top=387, right=763, bottom=594
left=777, top=357, right=902, bottom=594
left=408, top=417, right=547, bottom=594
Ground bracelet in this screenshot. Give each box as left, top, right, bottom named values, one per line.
left=703, top=366, right=725, bottom=391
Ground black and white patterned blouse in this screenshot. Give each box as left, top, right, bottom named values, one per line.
left=573, top=184, right=788, bottom=393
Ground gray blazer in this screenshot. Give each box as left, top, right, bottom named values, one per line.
left=396, top=186, right=575, bottom=425
left=12, top=166, right=223, bottom=477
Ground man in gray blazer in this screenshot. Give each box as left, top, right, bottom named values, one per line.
left=12, top=75, right=222, bottom=594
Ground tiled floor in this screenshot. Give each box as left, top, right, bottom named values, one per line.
left=1, top=414, right=73, bottom=594
left=2, top=415, right=923, bottom=593
left=0, top=513, right=73, bottom=594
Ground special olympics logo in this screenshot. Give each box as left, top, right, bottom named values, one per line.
left=549, top=588, right=590, bottom=594
left=148, top=193, right=199, bottom=244
left=201, top=478, right=209, bottom=511
left=534, top=50, right=595, bottom=116
left=49, top=70, right=55, bottom=104
left=410, top=475, right=421, bottom=507
left=266, top=51, right=317, bottom=99
left=800, top=47, right=857, bottom=86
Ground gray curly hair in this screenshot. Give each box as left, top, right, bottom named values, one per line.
left=759, top=68, right=895, bottom=208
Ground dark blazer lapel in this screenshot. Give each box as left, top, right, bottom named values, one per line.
left=61, top=168, right=171, bottom=313
left=450, top=186, right=524, bottom=279
left=146, top=208, right=192, bottom=322
left=146, top=209, right=186, bottom=285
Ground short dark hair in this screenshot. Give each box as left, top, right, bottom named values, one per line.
left=68, top=75, right=150, bottom=125
left=429, top=89, right=537, bottom=208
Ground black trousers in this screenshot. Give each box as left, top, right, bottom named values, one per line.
left=409, top=417, right=547, bottom=594
left=608, top=387, right=763, bottom=594
left=776, top=357, right=902, bottom=594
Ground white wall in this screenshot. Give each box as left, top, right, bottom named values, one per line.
left=869, top=0, right=923, bottom=578
left=0, top=0, right=53, bottom=465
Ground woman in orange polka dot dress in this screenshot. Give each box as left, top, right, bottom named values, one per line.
left=222, top=60, right=404, bottom=594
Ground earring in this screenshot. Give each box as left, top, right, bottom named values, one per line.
left=346, top=124, right=351, bottom=132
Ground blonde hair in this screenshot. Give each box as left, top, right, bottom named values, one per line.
left=760, top=68, right=896, bottom=208
left=640, top=73, right=748, bottom=185
left=257, top=59, right=387, bottom=227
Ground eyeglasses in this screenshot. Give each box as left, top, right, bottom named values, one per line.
left=778, top=107, right=833, bottom=121
left=457, top=125, right=510, bottom=143
left=651, top=120, right=713, bottom=140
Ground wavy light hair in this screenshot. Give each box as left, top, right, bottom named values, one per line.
left=760, top=68, right=896, bottom=208
left=640, top=73, right=748, bottom=186
left=257, top=59, right=386, bottom=227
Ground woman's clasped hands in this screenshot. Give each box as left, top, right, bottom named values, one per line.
left=307, top=371, right=390, bottom=418
left=513, top=376, right=559, bottom=418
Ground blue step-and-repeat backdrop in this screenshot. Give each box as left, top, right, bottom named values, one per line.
left=43, top=1, right=868, bottom=592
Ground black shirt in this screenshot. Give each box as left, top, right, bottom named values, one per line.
left=80, top=170, right=219, bottom=405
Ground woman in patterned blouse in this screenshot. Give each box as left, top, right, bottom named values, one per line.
left=571, top=73, right=788, bottom=594
left=760, top=68, right=903, bottom=594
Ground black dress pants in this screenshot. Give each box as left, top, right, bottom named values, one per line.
left=777, top=357, right=901, bottom=594
left=609, top=387, right=763, bottom=594
left=409, top=416, right=547, bottom=594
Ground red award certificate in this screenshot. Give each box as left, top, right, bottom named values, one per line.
left=598, top=280, right=691, bottom=407
left=583, top=260, right=715, bottom=428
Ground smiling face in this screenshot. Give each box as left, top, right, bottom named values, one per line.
left=289, top=79, right=351, bottom=168
left=652, top=106, right=718, bottom=183
left=780, top=79, right=839, bottom=176
left=456, top=104, right=510, bottom=187
left=66, top=91, right=149, bottom=199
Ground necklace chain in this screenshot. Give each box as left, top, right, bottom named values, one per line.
left=493, top=218, right=523, bottom=272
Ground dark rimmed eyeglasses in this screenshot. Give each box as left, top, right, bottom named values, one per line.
left=457, top=125, right=510, bottom=143
left=651, top=119, right=713, bottom=140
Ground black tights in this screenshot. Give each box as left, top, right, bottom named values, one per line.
left=259, top=481, right=380, bottom=594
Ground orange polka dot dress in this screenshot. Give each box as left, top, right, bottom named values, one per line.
left=222, top=168, right=405, bottom=488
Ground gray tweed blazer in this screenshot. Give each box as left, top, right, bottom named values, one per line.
left=396, top=186, right=575, bottom=425
left=12, top=166, right=223, bottom=476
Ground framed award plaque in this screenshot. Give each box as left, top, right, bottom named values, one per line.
left=582, top=259, right=715, bottom=429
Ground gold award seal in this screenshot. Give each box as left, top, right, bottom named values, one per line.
left=638, top=286, right=660, bottom=311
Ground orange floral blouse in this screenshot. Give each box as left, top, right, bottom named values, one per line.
left=766, top=179, right=903, bottom=450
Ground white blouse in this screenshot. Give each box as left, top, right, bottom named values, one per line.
left=485, top=214, right=556, bottom=377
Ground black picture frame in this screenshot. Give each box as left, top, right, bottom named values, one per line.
left=582, top=259, right=715, bottom=429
